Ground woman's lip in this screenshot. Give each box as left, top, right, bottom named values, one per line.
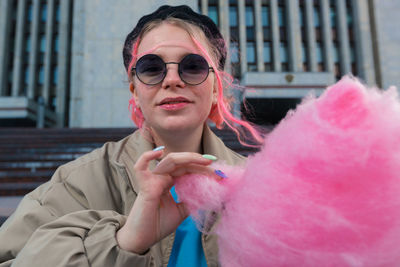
left=158, top=102, right=190, bottom=111
left=158, top=97, right=191, bottom=105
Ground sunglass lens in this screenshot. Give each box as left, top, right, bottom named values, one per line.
left=180, top=54, right=210, bottom=85
left=136, top=55, right=165, bottom=85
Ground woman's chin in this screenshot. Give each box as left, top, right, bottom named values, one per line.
left=153, top=119, right=205, bottom=134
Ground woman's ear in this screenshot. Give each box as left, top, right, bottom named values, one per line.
left=130, top=82, right=140, bottom=107
left=212, top=80, right=218, bottom=105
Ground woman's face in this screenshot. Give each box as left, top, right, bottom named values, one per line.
left=131, top=23, right=217, bottom=135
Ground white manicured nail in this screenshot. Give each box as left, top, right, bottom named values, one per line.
left=153, top=146, right=165, bottom=152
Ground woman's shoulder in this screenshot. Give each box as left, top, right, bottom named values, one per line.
left=57, top=132, right=137, bottom=176
left=28, top=131, right=145, bottom=212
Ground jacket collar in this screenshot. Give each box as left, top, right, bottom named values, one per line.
left=113, top=124, right=244, bottom=199
left=202, top=125, right=244, bottom=166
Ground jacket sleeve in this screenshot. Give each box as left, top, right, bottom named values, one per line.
left=0, top=157, right=160, bottom=266
left=11, top=210, right=152, bottom=267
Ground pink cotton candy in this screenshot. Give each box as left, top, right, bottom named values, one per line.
left=175, top=164, right=243, bottom=227
left=175, top=76, right=400, bottom=267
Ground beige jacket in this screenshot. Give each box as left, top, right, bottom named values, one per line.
left=0, top=126, right=244, bottom=267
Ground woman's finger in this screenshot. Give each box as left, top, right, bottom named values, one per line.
left=153, top=152, right=215, bottom=174
left=168, top=164, right=220, bottom=178
left=134, top=149, right=164, bottom=171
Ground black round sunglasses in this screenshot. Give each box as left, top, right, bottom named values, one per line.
left=131, top=54, right=214, bottom=85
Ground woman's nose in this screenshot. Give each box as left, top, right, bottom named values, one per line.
left=161, top=64, right=185, bottom=89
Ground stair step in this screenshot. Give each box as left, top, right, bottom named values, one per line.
left=0, top=127, right=259, bottom=198
left=0, top=153, right=85, bottom=162
left=0, top=182, right=45, bottom=196
left=0, top=128, right=133, bottom=135
left=0, top=146, right=99, bottom=154
left=0, top=161, right=68, bottom=169
left=0, top=170, right=54, bottom=182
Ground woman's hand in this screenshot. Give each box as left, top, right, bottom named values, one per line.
left=116, top=149, right=216, bottom=254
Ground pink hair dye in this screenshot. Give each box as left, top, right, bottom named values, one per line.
left=191, top=37, right=264, bottom=146
left=127, top=38, right=145, bottom=128
left=127, top=33, right=263, bottom=147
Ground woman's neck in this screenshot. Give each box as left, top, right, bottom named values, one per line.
left=151, top=125, right=204, bottom=155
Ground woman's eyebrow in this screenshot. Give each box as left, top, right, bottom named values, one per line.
left=137, top=41, right=199, bottom=58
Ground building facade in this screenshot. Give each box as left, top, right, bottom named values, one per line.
left=0, top=0, right=399, bottom=127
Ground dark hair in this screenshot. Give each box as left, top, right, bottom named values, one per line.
left=122, top=5, right=227, bottom=72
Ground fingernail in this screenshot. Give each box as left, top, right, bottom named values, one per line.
left=215, top=170, right=228, bottom=179
left=202, top=154, right=217, bottom=161
left=153, top=146, right=165, bottom=152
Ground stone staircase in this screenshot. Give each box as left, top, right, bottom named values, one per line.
left=0, top=127, right=259, bottom=225
left=0, top=128, right=134, bottom=196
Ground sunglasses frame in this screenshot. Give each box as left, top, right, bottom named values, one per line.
left=131, top=54, right=214, bottom=86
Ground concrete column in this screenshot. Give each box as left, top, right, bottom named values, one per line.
left=254, top=0, right=264, bottom=71
left=371, top=0, right=400, bottom=90
left=270, top=0, right=281, bottom=72
left=56, top=0, right=71, bottom=127
left=27, top=0, right=41, bottom=99
left=286, top=0, right=302, bottom=72
left=351, top=0, right=375, bottom=84
left=305, top=0, right=317, bottom=72
left=238, top=0, right=247, bottom=75
left=69, top=0, right=85, bottom=127
left=336, top=0, right=351, bottom=75
left=0, top=0, right=12, bottom=96
left=219, top=0, right=231, bottom=74
left=320, top=0, right=334, bottom=72
left=43, top=0, right=55, bottom=105
left=201, top=0, right=208, bottom=15
left=11, top=0, right=27, bottom=96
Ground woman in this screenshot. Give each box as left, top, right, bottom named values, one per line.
left=0, top=5, right=261, bottom=267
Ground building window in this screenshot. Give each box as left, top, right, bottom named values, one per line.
left=246, top=3, right=257, bottom=71
left=278, top=2, right=289, bottom=71
left=199, top=0, right=370, bottom=82
left=229, top=2, right=240, bottom=77
left=262, top=2, right=272, bottom=71
left=314, top=2, right=324, bottom=72
left=208, top=0, right=219, bottom=26
left=299, top=0, right=308, bottom=71
left=346, top=0, right=357, bottom=76
left=0, top=0, right=73, bottom=126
